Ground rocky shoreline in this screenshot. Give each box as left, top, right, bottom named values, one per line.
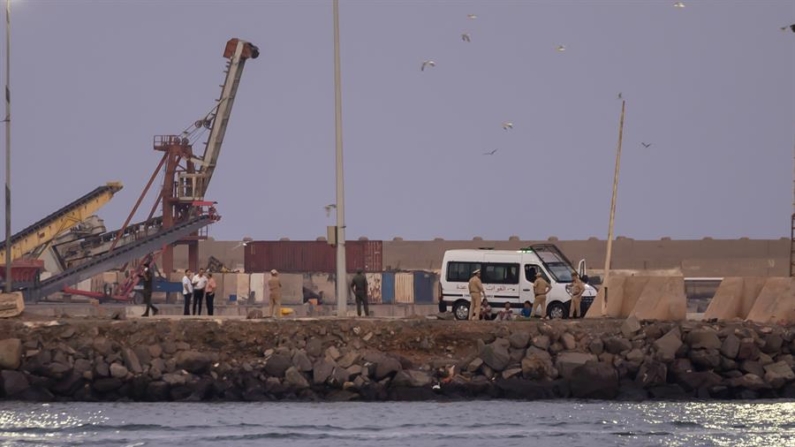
left=1, top=316, right=795, bottom=402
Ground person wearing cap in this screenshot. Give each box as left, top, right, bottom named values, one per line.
left=533, top=272, right=552, bottom=319
left=568, top=272, right=585, bottom=319
left=139, top=262, right=158, bottom=317
left=468, top=269, right=485, bottom=320
left=350, top=269, right=369, bottom=317
left=268, top=269, right=282, bottom=318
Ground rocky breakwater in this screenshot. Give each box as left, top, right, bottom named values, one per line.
left=1, top=316, right=795, bottom=402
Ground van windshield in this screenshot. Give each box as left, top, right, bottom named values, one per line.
left=545, top=262, right=574, bottom=283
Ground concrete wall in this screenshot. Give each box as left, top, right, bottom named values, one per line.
left=167, top=237, right=790, bottom=278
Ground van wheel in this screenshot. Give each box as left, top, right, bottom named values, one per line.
left=453, top=300, right=470, bottom=321
left=547, top=302, right=567, bottom=320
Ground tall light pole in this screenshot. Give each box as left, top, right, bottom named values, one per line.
left=3, top=0, right=11, bottom=293
left=601, top=99, right=626, bottom=316
left=332, top=0, right=347, bottom=316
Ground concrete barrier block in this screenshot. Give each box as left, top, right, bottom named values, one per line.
left=704, top=277, right=767, bottom=320
left=632, top=276, right=687, bottom=321
left=746, top=277, right=795, bottom=325
left=585, top=276, right=648, bottom=319
left=222, top=273, right=238, bottom=302
left=236, top=273, right=250, bottom=302
left=249, top=273, right=265, bottom=303
left=279, top=273, right=304, bottom=305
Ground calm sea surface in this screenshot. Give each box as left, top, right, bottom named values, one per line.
left=0, top=400, right=793, bottom=447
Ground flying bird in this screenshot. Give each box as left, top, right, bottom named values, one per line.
left=483, top=149, right=498, bottom=156
left=502, top=122, right=514, bottom=130
left=556, top=45, right=566, bottom=52
left=673, top=1, right=685, bottom=8
left=421, top=60, right=436, bottom=71
left=617, top=92, right=623, bottom=100
left=641, top=142, right=652, bottom=148
left=461, top=33, right=471, bottom=42
left=467, top=14, right=477, bottom=19
left=781, top=24, right=795, bottom=33
left=324, top=204, right=336, bottom=217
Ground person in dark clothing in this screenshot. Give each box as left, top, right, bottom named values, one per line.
left=140, top=262, right=158, bottom=317
left=350, top=269, right=369, bottom=317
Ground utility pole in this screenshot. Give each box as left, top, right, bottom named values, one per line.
left=332, top=0, right=347, bottom=316
left=790, top=139, right=795, bottom=277
left=4, top=0, right=11, bottom=293
left=602, top=99, right=626, bottom=316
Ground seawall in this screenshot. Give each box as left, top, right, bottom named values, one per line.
left=1, top=316, right=795, bottom=402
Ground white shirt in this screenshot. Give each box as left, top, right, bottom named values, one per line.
left=182, top=275, right=194, bottom=295
left=193, top=274, right=208, bottom=290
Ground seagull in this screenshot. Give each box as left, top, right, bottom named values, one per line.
left=502, top=121, right=513, bottom=130
left=467, top=14, right=477, bottom=19
left=324, top=204, right=336, bottom=217
left=556, top=44, right=566, bottom=52
left=641, top=142, right=652, bottom=148
left=483, top=149, right=498, bottom=156
left=421, top=60, right=436, bottom=71
left=781, top=24, right=795, bottom=33
left=617, top=92, right=623, bottom=100
left=673, top=1, right=685, bottom=8
left=461, top=33, right=471, bottom=42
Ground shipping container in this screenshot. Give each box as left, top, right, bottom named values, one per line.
left=366, top=273, right=382, bottom=304
left=413, top=271, right=436, bottom=304
left=395, top=272, right=414, bottom=304
left=244, top=240, right=383, bottom=273
left=381, top=272, right=395, bottom=304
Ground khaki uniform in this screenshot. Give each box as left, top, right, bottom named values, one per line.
left=569, top=277, right=585, bottom=318
left=533, top=277, right=551, bottom=318
left=268, top=276, right=282, bottom=318
left=468, top=275, right=485, bottom=320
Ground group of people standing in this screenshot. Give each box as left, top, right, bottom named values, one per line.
left=465, top=268, right=586, bottom=321
left=181, top=268, right=218, bottom=316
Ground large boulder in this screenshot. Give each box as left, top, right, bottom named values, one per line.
left=676, top=370, right=723, bottom=392
left=764, top=361, right=795, bottom=388
left=604, top=337, right=632, bottom=355
left=292, top=350, right=313, bottom=373
left=284, top=367, right=310, bottom=390
left=313, top=359, right=335, bottom=385
left=556, top=352, right=597, bottom=380
left=653, top=327, right=682, bottom=363
left=392, top=370, right=432, bottom=388
left=109, top=363, right=128, bottom=379
left=481, top=343, right=511, bottom=372
left=1, top=370, right=29, bottom=396
left=375, top=357, right=402, bottom=380
left=728, top=374, right=770, bottom=391
left=509, top=332, right=531, bottom=350
left=635, top=360, right=667, bottom=388
left=737, top=338, right=759, bottom=361
left=689, top=349, right=721, bottom=370
left=0, top=339, right=22, bottom=370
left=720, top=334, right=740, bottom=359
left=0, top=292, right=24, bottom=318
left=122, top=348, right=143, bottom=375
left=532, top=335, right=551, bottom=350
left=570, top=362, right=619, bottom=399
left=265, top=354, right=293, bottom=378
left=521, top=355, right=557, bottom=380
left=686, top=330, right=721, bottom=350
left=175, top=351, right=212, bottom=374
left=621, top=316, right=642, bottom=339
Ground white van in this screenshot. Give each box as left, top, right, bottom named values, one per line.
left=440, top=244, right=598, bottom=320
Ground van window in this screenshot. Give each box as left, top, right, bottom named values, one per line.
left=482, top=263, right=520, bottom=285
left=545, top=262, right=574, bottom=282
left=524, top=265, right=549, bottom=283
left=446, top=262, right=481, bottom=282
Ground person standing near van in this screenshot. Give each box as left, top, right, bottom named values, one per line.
left=468, top=269, right=485, bottom=320
left=268, top=269, right=282, bottom=318
left=569, top=272, right=585, bottom=319
left=533, top=274, right=551, bottom=319
left=182, top=269, right=193, bottom=316
left=351, top=269, right=370, bottom=317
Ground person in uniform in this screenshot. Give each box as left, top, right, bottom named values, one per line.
left=468, top=269, right=485, bottom=320
left=569, top=272, right=585, bottom=319
left=533, top=273, right=551, bottom=319
left=140, top=262, right=158, bottom=317
left=350, top=269, right=370, bottom=317
left=268, top=269, right=282, bottom=318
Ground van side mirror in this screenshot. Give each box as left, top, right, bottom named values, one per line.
left=581, top=274, right=590, bottom=284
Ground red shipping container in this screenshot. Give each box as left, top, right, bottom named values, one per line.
left=245, top=240, right=382, bottom=273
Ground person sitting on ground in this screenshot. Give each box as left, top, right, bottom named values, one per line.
left=520, top=300, right=533, bottom=318
left=480, top=297, right=493, bottom=320
left=497, top=302, right=514, bottom=321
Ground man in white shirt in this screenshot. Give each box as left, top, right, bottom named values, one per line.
left=182, top=270, right=194, bottom=316
left=192, top=268, right=208, bottom=315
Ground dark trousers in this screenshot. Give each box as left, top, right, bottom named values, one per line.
left=143, top=289, right=158, bottom=316
left=206, top=292, right=215, bottom=316
left=193, top=289, right=205, bottom=315
left=183, top=293, right=192, bottom=316
left=355, top=293, right=369, bottom=317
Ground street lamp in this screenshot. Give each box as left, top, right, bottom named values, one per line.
left=332, top=0, right=347, bottom=316
left=3, top=0, right=11, bottom=293
left=601, top=99, right=626, bottom=316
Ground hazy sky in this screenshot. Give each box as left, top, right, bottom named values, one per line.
left=3, top=0, right=794, bottom=242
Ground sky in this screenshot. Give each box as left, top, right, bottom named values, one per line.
left=2, top=0, right=794, bottom=242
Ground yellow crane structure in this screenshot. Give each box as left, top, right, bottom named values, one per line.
left=0, top=182, right=123, bottom=263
